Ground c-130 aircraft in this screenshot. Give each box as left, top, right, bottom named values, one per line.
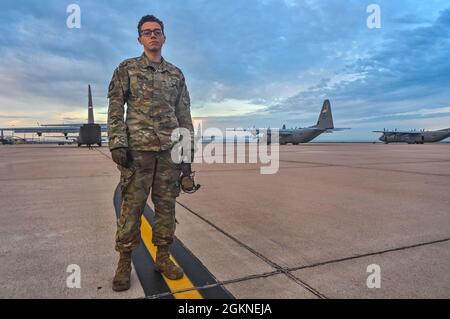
left=239, top=100, right=349, bottom=144
left=374, top=128, right=450, bottom=144
left=0, top=85, right=105, bottom=146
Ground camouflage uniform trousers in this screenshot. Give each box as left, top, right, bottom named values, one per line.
left=115, top=149, right=181, bottom=252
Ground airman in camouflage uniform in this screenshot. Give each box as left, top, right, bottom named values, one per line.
left=107, top=15, right=194, bottom=292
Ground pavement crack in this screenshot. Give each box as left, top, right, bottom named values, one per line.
left=93, top=147, right=113, bottom=161
left=176, top=201, right=327, bottom=299
left=288, top=237, right=450, bottom=272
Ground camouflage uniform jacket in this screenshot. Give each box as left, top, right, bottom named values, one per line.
left=107, top=53, right=194, bottom=151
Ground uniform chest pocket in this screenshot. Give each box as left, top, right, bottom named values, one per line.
left=129, top=73, right=152, bottom=100
left=165, top=76, right=178, bottom=88
left=161, top=76, right=179, bottom=104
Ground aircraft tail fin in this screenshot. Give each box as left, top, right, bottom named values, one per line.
left=315, top=100, right=334, bottom=129
left=88, top=84, right=94, bottom=124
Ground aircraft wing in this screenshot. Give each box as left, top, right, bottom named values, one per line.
left=41, top=123, right=107, bottom=128
left=0, top=126, right=80, bottom=134
left=281, top=127, right=338, bottom=135
left=1, top=124, right=108, bottom=134
left=373, top=130, right=421, bottom=135
left=329, top=128, right=351, bottom=131
left=40, top=123, right=85, bottom=127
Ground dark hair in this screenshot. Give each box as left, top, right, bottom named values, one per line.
left=137, top=15, right=164, bottom=35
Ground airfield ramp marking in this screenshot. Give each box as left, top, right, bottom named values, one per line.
left=177, top=201, right=450, bottom=298
left=113, top=183, right=233, bottom=299
left=140, top=217, right=202, bottom=299
left=176, top=201, right=327, bottom=299
left=99, top=147, right=232, bottom=298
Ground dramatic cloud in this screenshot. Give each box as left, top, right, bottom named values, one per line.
left=0, top=0, right=449, bottom=141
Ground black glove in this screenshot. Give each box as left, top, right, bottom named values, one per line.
left=180, top=162, right=200, bottom=193
left=180, top=162, right=192, bottom=175
left=111, top=147, right=130, bottom=167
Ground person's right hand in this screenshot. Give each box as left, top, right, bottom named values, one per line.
left=111, top=147, right=130, bottom=167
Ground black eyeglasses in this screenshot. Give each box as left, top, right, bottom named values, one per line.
left=140, top=29, right=163, bottom=37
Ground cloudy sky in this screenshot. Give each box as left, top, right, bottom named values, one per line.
left=1, top=0, right=450, bottom=141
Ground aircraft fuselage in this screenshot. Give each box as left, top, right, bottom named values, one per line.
left=379, top=130, right=450, bottom=144
left=279, top=128, right=325, bottom=144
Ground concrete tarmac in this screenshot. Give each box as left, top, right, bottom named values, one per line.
left=0, top=143, right=449, bottom=298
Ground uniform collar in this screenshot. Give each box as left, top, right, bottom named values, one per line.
left=138, top=52, right=169, bottom=72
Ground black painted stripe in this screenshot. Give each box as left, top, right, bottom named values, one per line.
left=113, top=184, right=173, bottom=298
left=114, top=183, right=234, bottom=299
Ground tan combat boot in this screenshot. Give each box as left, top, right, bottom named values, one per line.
left=155, top=245, right=184, bottom=280
left=112, top=251, right=132, bottom=291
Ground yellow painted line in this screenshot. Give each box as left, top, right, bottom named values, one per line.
left=140, top=216, right=203, bottom=299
